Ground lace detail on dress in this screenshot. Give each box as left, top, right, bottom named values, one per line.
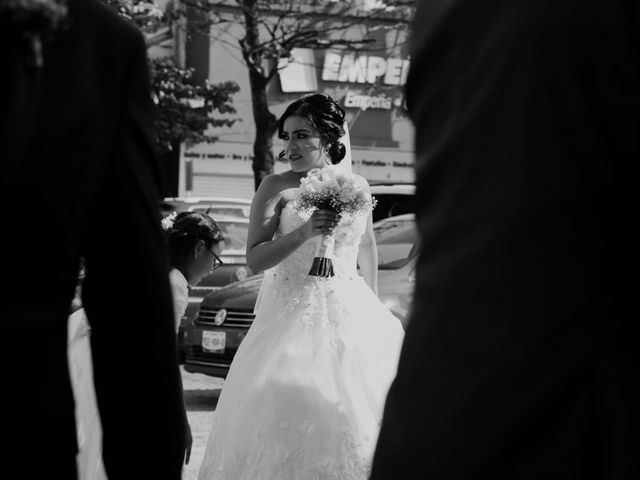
left=203, top=421, right=375, bottom=480
left=254, top=200, right=369, bottom=349
left=198, top=188, right=404, bottom=480
left=282, top=197, right=368, bottom=266
left=269, top=199, right=366, bottom=297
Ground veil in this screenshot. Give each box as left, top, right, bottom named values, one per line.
left=334, top=121, right=353, bottom=173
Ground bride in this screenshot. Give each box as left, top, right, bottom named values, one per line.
left=198, top=93, right=405, bottom=479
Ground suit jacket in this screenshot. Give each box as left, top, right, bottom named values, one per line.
left=0, top=1, right=186, bottom=478
left=371, top=1, right=639, bottom=479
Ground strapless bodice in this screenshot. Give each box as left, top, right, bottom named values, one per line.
left=271, top=199, right=368, bottom=283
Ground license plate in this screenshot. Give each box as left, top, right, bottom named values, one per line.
left=202, top=331, right=225, bottom=353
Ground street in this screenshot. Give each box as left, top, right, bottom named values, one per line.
left=181, top=368, right=223, bottom=480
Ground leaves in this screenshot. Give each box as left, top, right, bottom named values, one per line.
left=150, top=58, right=240, bottom=153
left=103, top=0, right=240, bottom=153
left=103, top=0, right=164, bottom=33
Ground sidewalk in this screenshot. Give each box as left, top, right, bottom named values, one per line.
left=181, top=372, right=222, bottom=480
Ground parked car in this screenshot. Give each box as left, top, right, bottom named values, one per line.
left=160, top=198, right=252, bottom=289
left=196, top=214, right=252, bottom=288
left=374, top=214, right=418, bottom=322
left=170, top=184, right=410, bottom=292
left=175, top=183, right=415, bottom=363
left=162, top=196, right=251, bottom=219
left=183, top=213, right=418, bottom=378
left=369, top=183, right=415, bottom=222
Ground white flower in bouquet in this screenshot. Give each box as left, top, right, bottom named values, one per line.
left=298, top=167, right=375, bottom=216
left=297, top=166, right=376, bottom=277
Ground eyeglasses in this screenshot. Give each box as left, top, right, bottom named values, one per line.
left=208, top=249, right=224, bottom=270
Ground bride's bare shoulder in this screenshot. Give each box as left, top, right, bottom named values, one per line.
left=260, top=171, right=299, bottom=193
left=254, top=171, right=299, bottom=207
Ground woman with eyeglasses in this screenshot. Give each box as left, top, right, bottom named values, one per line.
left=164, top=211, right=225, bottom=331
left=163, top=210, right=224, bottom=467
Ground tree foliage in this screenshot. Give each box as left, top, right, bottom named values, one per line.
left=151, top=59, right=239, bottom=152
left=104, top=0, right=166, bottom=33
left=104, top=0, right=240, bottom=153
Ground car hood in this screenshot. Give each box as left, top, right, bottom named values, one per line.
left=200, top=273, right=264, bottom=309
left=377, top=260, right=415, bottom=294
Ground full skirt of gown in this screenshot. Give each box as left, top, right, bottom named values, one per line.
left=198, top=200, right=405, bottom=480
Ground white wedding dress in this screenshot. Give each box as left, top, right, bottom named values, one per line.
left=198, top=196, right=405, bottom=480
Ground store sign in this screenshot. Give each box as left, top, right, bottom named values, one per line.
left=278, top=48, right=411, bottom=93
left=322, top=52, right=410, bottom=86
left=343, top=91, right=392, bottom=111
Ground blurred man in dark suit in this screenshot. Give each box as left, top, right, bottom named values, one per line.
left=371, top=1, right=639, bottom=478
left=1, top=0, right=186, bottom=478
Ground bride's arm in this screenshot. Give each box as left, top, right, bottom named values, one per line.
left=246, top=175, right=335, bottom=273
left=357, top=213, right=378, bottom=295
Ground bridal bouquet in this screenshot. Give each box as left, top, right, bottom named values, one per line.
left=297, top=166, right=376, bottom=277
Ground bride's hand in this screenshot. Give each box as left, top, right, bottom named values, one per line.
left=302, top=209, right=341, bottom=239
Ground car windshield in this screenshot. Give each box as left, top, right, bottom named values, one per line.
left=217, top=220, right=249, bottom=253
left=374, top=217, right=418, bottom=270
left=370, top=192, right=415, bottom=223
left=192, top=205, right=250, bottom=218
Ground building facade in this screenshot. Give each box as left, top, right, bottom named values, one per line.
left=179, top=1, right=414, bottom=199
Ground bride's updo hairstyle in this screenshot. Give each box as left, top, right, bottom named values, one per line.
left=278, top=93, right=347, bottom=165
left=164, top=211, right=224, bottom=268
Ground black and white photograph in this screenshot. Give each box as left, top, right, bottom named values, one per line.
left=2, top=0, right=638, bottom=479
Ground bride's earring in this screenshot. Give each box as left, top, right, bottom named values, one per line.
left=324, top=144, right=331, bottom=165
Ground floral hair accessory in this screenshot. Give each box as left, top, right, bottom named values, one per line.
left=161, top=211, right=177, bottom=231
